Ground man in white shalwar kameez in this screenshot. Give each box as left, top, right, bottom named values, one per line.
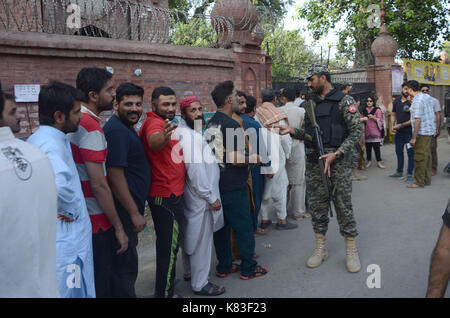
left=255, top=88, right=297, bottom=230
left=27, top=82, right=95, bottom=298
left=177, top=96, right=225, bottom=296
left=279, top=87, right=308, bottom=219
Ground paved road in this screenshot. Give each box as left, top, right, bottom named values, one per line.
left=135, top=134, right=450, bottom=298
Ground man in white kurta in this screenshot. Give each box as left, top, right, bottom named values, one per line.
left=177, top=97, right=225, bottom=295
left=255, top=88, right=295, bottom=230
left=280, top=87, right=307, bottom=219
left=0, top=126, right=60, bottom=297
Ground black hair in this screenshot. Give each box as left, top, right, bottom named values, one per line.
left=116, top=82, right=144, bottom=104
left=405, top=80, right=420, bottom=92
left=237, top=90, right=247, bottom=99
left=151, top=86, right=176, bottom=104
left=3, top=93, right=15, bottom=102
left=420, top=83, right=430, bottom=90
left=211, top=81, right=234, bottom=108
left=316, top=72, right=332, bottom=83
left=76, top=67, right=113, bottom=103
left=401, top=83, right=408, bottom=88
left=280, top=86, right=296, bottom=102
left=38, top=82, right=85, bottom=126
left=295, top=86, right=302, bottom=97
left=0, top=83, right=3, bottom=119
left=244, top=95, right=257, bottom=114
left=363, top=94, right=377, bottom=108
left=261, top=88, right=276, bottom=103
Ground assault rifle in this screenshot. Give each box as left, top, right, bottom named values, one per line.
left=304, top=99, right=335, bottom=218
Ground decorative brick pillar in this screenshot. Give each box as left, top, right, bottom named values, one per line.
left=371, top=3, right=398, bottom=107
left=370, top=0, right=399, bottom=142
left=211, top=0, right=272, bottom=102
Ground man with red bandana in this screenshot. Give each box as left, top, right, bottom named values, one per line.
left=178, top=96, right=226, bottom=296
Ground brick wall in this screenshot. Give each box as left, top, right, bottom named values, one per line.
left=0, top=30, right=271, bottom=137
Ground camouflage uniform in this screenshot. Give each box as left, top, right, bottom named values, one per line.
left=293, top=74, right=362, bottom=238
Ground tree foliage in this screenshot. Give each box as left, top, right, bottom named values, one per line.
left=296, top=0, right=450, bottom=63
left=170, top=17, right=217, bottom=47
left=262, top=25, right=320, bottom=81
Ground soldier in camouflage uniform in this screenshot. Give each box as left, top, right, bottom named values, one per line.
left=278, top=64, right=362, bottom=273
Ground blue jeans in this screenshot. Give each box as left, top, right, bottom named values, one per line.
left=214, top=189, right=257, bottom=276
left=394, top=131, right=414, bottom=176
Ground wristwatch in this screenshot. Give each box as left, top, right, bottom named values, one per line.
left=334, top=151, right=342, bottom=159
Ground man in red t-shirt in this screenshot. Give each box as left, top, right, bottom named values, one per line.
left=68, top=67, right=129, bottom=298
left=139, top=86, right=186, bottom=298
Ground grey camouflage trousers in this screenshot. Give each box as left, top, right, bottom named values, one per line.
left=306, top=151, right=358, bottom=238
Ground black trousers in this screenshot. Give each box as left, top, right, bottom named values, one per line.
left=92, top=227, right=115, bottom=298
left=110, top=227, right=139, bottom=298
left=366, top=142, right=382, bottom=162
left=148, top=195, right=185, bottom=298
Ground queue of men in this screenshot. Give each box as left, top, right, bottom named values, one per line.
left=0, top=63, right=449, bottom=298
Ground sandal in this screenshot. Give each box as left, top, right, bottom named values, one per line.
left=240, top=265, right=269, bottom=280
left=216, top=263, right=240, bottom=278
left=254, top=228, right=267, bottom=236
left=260, top=222, right=272, bottom=229
left=193, top=282, right=225, bottom=296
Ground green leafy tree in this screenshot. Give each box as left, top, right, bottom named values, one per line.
left=296, top=0, right=450, bottom=64
left=170, top=17, right=217, bottom=46
left=262, top=25, right=319, bottom=81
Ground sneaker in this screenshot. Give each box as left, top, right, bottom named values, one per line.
left=276, top=221, right=298, bottom=230
left=389, top=172, right=403, bottom=178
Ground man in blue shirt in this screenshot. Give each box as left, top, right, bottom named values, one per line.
left=240, top=95, right=270, bottom=235
left=104, top=82, right=151, bottom=297
left=405, top=80, right=436, bottom=188
left=28, top=82, right=96, bottom=298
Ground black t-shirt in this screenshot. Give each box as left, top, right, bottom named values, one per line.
left=443, top=198, right=450, bottom=228
left=104, top=115, right=151, bottom=228
left=392, top=97, right=412, bottom=135
left=204, top=111, right=249, bottom=194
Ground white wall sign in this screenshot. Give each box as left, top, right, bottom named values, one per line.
left=14, top=85, right=41, bottom=103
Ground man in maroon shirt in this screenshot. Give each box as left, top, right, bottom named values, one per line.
left=139, top=87, right=186, bottom=298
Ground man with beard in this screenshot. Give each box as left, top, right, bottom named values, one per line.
left=139, top=86, right=186, bottom=298
left=277, top=64, right=362, bottom=273
left=103, top=83, right=151, bottom=297
left=390, top=83, right=414, bottom=182
left=178, top=96, right=225, bottom=296
left=68, top=67, right=128, bottom=298
left=1, top=83, right=59, bottom=297
left=0, top=93, right=21, bottom=134
left=28, top=81, right=95, bottom=297
left=204, top=81, right=269, bottom=280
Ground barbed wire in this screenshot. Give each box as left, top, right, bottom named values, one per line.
left=0, top=0, right=241, bottom=47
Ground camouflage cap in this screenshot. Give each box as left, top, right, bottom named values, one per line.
left=305, top=63, right=329, bottom=79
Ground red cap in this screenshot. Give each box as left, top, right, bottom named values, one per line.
left=180, top=96, right=201, bottom=111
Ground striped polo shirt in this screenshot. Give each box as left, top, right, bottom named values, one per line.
left=68, top=105, right=112, bottom=234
